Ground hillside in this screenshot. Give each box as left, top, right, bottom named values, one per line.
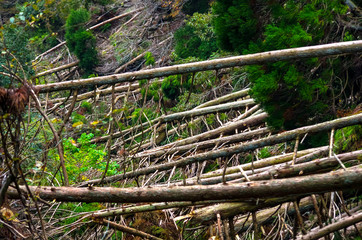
left=0, top=0, right=361, bottom=239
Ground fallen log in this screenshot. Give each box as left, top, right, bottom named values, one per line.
left=187, top=196, right=314, bottom=225
left=158, top=99, right=255, bottom=123
left=7, top=167, right=362, bottom=203
left=96, top=219, right=162, bottom=240
left=134, top=127, right=270, bottom=159
left=296, top=211, right=362, bottom=240
left=34, top=61, right=79, bottom=78
left=198, top=146, right=329, bottom=180
left=79, top=113, right=361, bottom=186
left=36, top=41, right=362, bottom=92
left=136, top=111, right=267, bottom=157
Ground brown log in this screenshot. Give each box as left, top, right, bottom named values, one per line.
left=96, top=219, right=162, bottom=240
left=296, top=211, right=362, bottom=240
left=7, top=167, right=362, bottom=203
left=36, top=41, right=362, bottom=92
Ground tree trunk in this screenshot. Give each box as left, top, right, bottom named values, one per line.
left=36, top=41, right=362, bottom=92
left=7, top=167, right=362, bottom=203
left=79, top=113, right=362, bottom=186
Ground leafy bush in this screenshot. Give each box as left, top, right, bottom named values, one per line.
left=212, top=0, right=257, bottom=53
left=140, top=80, right=162, bottom=101
left=212, top=0, right=354, bottom=130
left=174, top=12, right=218, bottom=60
left=65, top=8, right=98, bottom=74
left=161, top=75, right=182, bottom=100
left=144, top=52, right=155, bottom=66
left=335, top=125, right=362, bottom=153
left=50, top=133, right=112, bottom=184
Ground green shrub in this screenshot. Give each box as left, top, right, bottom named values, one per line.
left=161, top=75, right=182, bottom=100
left=212, top=0, right=257, bottom=53
left=49, top=133, right=110, bottom=184
left=65, top=8, right=98, bottom=74
left=212, top=0, right=354, bottom=130
left=174, top=13, right=218, bottom=60
left=335, top=125, right=362, bottom=153
left=140, top=80, right=162, bottom=101
left=144, top=52, right=155, bottom=66
left=80, top=101, right=93, bottom=113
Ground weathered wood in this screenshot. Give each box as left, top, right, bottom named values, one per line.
left=137, top=111, right=267, bottom=157
left=199, top=146, right=329, bottom=179
left=91, top=200, right=236, bottom=218
left=194, top=88, right=250, bottom=109
left=88, top=8, right=144, bottom=31
left=240, top=150, right=362, bottom=182
left=96, top=219, right=162, bottom=240
left=7, top=167, right=362, bottom=203
left=43, top=83, right=140, bottom=104
left=162, top=147, right=331, bottom=186
left=34, top=61, right=79, bottom=78
left=234, top=196, right=316, bottom=233
left=134, top=127, right=269, bottom=159
left=80, top=113, right=361, bottom=186
left=159, top=99, right=255, bottom=122
left=36, top=41, right=362, bottom=92
left=188, top=196, right=313, bottom=225
left=93, top=91, right=253, bottom=144
left=296, top=211, right=362, bottom=240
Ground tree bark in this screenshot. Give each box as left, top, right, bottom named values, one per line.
left=36, top=41, right=362, bottom=92
left=34, top=61, right=79, bottom=78
left=158, top=99, right=255, bottom=122
left=96, top=218, right=162, bottom=240
left=194, top=88, right=250, bottom=109
left=134, top=127, right=269, bottom=159
left=296, top=211, right=362, bottom=240
left=7, top=167, right=362, bottom=203
left=79, top=113, right=362, bottom=186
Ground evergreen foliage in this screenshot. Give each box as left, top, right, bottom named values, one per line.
left=65, top=8, right=98, bottom=74
left=212, top=0, right=257, bottom=53
left=174, top=13, right=218, bottom=60
left=162, top=75, right=181, bottom=100
left=212, top=0, right=357, bottom=130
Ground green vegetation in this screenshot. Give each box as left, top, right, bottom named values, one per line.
left=212, top=0, right=358, bottom=130
left=174, top=12, right=217, bottom=60
left=212, top=0, right=257, bottom=53
left=65, top=8, right=98, bottom=74
left=0, top=24, right=34, bottom=87
left=49, top=133, right=113, bottom=184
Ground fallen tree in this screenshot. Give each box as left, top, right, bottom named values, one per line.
left=7, top=167, right=362, bottom=203
left=36, top=41, right=362, bottom=92
left=296, top=211, right=362, bottom=240
left=79, top=113, right=362, bottom=186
